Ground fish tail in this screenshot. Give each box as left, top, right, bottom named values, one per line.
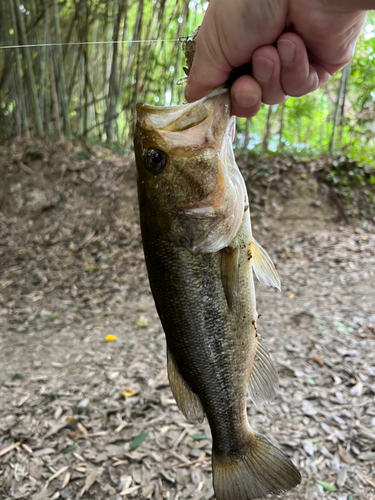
left=212, top=430, right=301, bottom=500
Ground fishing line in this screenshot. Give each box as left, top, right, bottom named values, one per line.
left=0, top=38, right=180, bottom=50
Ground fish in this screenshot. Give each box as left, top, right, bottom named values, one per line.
left=134, top=88, right=301, bottom=500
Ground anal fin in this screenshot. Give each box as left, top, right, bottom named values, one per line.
left=248, top=341, right=279, bottom=407
left=250, top=238, right=281, bottom=290
left=167, top=347, right=205, bottom=424
left=220, top=245, right=240, bottom=309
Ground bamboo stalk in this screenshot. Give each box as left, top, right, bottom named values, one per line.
left=13, top=0, right=43, bottom=136
left=52, top=0, right=71, bottom=140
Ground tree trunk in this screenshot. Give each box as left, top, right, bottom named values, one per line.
left=52, top=0, right=72, bottom=140
left=106, top=0, right=125, bottom=142
left=338, top=63, right=351, bottom=146
left=329, top=69, right=346, bottom=154
left=244, top=118, right=250, bottom=150
left=13, top=0, right=43, bottom=136
left=50, top=51, right=63, bottom=141
left=114, top=0, right=143, bottom=121
left=278, top=103, right=285, bottom=150
left=263, top=106, right=273, bottom=152
left=9, top=0, right=29, bottom=135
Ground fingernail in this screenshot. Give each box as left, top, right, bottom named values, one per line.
left=278, top=40, right=296, bottom=65
left=233, top=92, right=259, bottom=109
left=253, top=57, right=274, bottom=83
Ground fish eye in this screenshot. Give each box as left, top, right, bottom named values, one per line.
left=146, top=149, right=167, bottom=174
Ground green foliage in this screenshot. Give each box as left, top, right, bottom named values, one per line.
left=1, top=1, right=375, bottom=171
left=325, top=154, right=375, bottom=213
left=237, top=12, right=375, bottom=164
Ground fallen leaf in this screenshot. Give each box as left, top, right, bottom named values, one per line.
left=137, top=317, right=148, bottom=328
left=121, top=389, right=137, bottom=398
left=105, top=334, right=118, bottom=342
left=313, top=354, right=324, bottom=366
left=61, top=444, right=77, bottom=454
left=289, top=294, right=295, bottom=299
left=190, top=434, right=208, bottom=441
left=46, top=465, right=69, bottom=486
left=129, top=431, right=147, bottom=451
left=80, top=472, right=98, bottom=497
left=61, top=471, right=71, bottom=489
left=316, top=480, right=336, bottom=491
left=0, top=442, right=21, bottom=457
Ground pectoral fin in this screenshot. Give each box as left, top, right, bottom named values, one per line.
left=167, top=347, right=205, bottom=424
left=220, top=246, right=240, bottom=309
left=248, top=341, right=279, bottom=407
left=250, top=238, right=281, bottom=290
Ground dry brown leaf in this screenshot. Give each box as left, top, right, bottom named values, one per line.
left=80, top=472, right=98, bottom=497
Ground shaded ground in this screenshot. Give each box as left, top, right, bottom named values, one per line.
left=1, top=140, right=375, bottom=500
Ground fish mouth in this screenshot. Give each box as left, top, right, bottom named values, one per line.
left=181, top=115, right=246, bottom=253
left=136, top=87, right=228, bottom=133
left=137, top=88, right=246, bottom=254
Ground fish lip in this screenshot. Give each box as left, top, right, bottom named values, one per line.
left=136, top=87, right=229, bottom=132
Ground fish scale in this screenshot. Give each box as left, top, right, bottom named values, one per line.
left=134, top=87, right=300, bottom=499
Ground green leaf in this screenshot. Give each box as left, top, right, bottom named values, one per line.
left=337, top=323, right=354, bottom=334
left=12, top=373, right=22, bottom=380
left=190, top=434, right=208, bottom=441
left=49, top=315, right=61, bottom=322
left=315, top=319, right=326, bottom=325
left=84, top=265, right=100, bottom=272
left=316, top=480, right=336, bottom=492
left=306, top=437, right=320, bottom=443
left=370, top=174, right=375, bottom=184
left=61, top=444, right=77, bottom=454
left=136, top=318, right=148, bottom=328
left=306, top=378, right=315, bottom=386
left=70, top=302, right=86, bottom=309
left=129, top=431, right=147, bottom=451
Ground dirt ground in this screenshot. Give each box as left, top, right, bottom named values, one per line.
left=1, top=140, right=375, bottom=500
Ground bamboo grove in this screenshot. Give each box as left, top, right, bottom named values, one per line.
left=1, top=1, right=375, bottom=163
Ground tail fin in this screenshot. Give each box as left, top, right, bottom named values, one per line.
left=212, top=431, right=301, bottom=500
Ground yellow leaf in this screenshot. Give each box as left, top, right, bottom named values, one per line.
left=121, top=389, right=137, bottom=398
left=137, top=318, right=148, bottom=328
left=122, top=253, right=130, bottom=259
left=289, top=294, right=295, bottom=299
left=105, top=334, right=118, bottom=342
left=301, top=173, right=307, bottom=179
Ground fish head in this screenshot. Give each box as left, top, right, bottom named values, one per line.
left=134, top=89, right=246, bottom=253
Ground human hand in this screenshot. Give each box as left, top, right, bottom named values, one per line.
left=185, top=0, right=370, bottom=117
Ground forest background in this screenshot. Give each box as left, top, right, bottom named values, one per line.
left=1, top=0, right=375, bottom=167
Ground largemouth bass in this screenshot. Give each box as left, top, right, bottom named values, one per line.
left=134, top=88, right=301, bottom=500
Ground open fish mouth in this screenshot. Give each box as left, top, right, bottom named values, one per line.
left=135, top=88, right=246, bottom=254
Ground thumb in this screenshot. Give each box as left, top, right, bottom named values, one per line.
left=184, top=0, right=287, bottom=103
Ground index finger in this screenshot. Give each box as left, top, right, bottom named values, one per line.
left=184, top=27, right=232, bottom=102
